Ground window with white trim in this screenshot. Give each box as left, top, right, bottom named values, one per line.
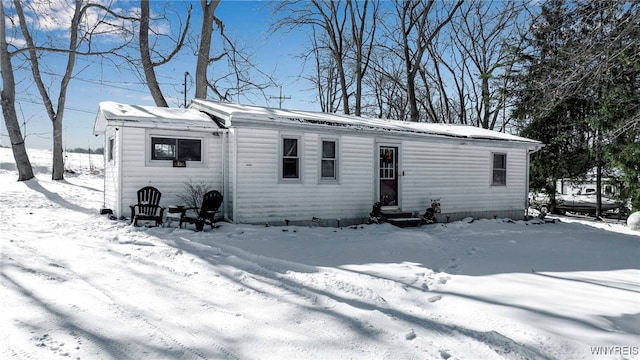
left=320, top=139, right=337, bottom=181
left=492, top=153, right=507, bottom=186
left=151, top=137, right=202, bottom=161
left=281, top=137, right=299, bottom=179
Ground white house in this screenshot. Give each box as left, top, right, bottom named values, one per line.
left=93, top=100, right=542, bottom=226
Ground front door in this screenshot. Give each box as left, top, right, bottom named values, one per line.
left=379, top=146, right=399, bottom=207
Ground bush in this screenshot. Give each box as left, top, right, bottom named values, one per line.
left=177, top=179, right=215, bottom=209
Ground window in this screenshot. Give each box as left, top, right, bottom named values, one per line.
left=151, top=137, right=202, bottom=161
left=108, top=137, right=114, bottom=161
left=321, top=140, right=337, bottom=180
left=380, top=147, right=396, bottom=180
left=492, top=153, right=507, bottom=186
left=282, top=137, right=299, bottom=179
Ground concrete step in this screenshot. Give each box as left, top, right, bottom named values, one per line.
left=386, top=217, right=424, bottom=228
left=380, top=209, right=413, bottom=219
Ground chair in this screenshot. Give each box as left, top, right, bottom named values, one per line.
left=130, top=186, right=165, bottom=227
left=180, top=190, right=223, bottom=231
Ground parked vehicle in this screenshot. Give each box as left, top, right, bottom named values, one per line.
left=529, top=192, right=551, bottom=213
left=529, top=191, right=627, bottom=217
left=555, top=193, right=624, bottom=216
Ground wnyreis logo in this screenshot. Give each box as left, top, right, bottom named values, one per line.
left=590, top=346, right=639, bottom=356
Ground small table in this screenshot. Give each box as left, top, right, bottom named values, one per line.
left=165, top=206, right=185, bottom=228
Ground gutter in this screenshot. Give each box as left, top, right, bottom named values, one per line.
left=223, top=114, right=237, bottom=224
left=525, top=144, right=544, bottom=219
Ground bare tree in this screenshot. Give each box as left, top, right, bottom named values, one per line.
left=0, top=2, right=34, bottom=181
left=139, top=0, right=192, bottom=107
left=274, top=0, right=351, bottom=113
left=365, top=49, right=409, bottom=120
left=307, top=28, right=342, bottom=112
left=273, top=0, right=379, bottom=115
left=13, top=0, right=132, bottom=180
left=14, top=0, right=84, bottom=180
left=193, top=1, right=275, bottom=102
left=453, top=0, right=525, bottom=130
left=392, top=0, right=463, bottom=122
left=346, top=0, right=378, bottom=116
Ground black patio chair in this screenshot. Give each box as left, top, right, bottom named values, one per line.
left=180, top=190, right=223, bottom=231
left=130, top=186, right=164, bottom=227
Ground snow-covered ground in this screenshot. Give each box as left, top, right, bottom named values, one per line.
left=1, top=147, right=639, bottom=360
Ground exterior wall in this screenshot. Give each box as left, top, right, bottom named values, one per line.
left=110, top=126, right=224, bottom=219
left=232, top=127, right=374, bottom=225
left=102, top=119, right=532, bottom=225
left=400, top=140, right=529, bottom=221
left=231, top=127, right=530, bottom=225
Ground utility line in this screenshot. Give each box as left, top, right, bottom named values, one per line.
left=15, top=97, right=95, bottom=114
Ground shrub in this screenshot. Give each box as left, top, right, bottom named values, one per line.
left=177, top=179, right=215, bottom=209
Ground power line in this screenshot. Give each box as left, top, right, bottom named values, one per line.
left=15, top=97, right=95, bottom=114
left=39, top=69, right=182, bottom=94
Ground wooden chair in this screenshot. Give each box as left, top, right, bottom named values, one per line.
left=180, top=190, right=223, bottom=231
left=130, top=186, right=164, bottom=227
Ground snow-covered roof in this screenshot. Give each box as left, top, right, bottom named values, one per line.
left=93, top=101, right=221, bottom=134
left=190, top=99, right=541, bottom=145
left=94, top=100, right=540, bottom=147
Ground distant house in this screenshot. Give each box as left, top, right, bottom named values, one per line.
left=93, top=100, right=542, bottom=226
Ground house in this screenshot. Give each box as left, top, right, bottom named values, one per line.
left=93, top=100, right=542, bottom=226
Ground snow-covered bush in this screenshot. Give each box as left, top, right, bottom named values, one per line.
left=628, top=212, right=640, bottom=231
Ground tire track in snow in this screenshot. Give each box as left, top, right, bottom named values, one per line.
left=160, top=237, right=381, bottom=354
left=5, top=236, right=241, bottom=359
left=104, top=241, right=244, bottom=359
left=188, top=239, right=446, bottom=347
left=3, top=239, right=143, bottom=359
left=185, top=237, right=556, bottom=360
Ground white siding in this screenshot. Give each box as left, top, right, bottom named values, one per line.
left=401, top=140, right=528, bottom=220
left=233, top=128, right=374, bottom=224
left=230, top=126, right=531, bottom=224
left=103, top=117, right=533, bottom=224
left=112, top=127, right=224, bottom=219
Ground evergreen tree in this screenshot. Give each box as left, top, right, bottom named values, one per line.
left=513, top=0, right=640, bottom=214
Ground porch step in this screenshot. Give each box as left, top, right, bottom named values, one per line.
left=380, top=209, right=423, bottom=228
left=380, top=209, right=413, bottom=219
left=386, top=217, right=424, bottom=228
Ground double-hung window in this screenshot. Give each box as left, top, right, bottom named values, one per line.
left=492, top=153, right=507, bottom=186
left=151, top=137, right=202, bottom=162
left=320, top=139, right=337, bottom=181
left=282, top=137, right=299, bottom=179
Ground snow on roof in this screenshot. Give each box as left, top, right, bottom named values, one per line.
left=190, top=99, right=540, bottom=145
left=94, top=101, right=219, bottom=133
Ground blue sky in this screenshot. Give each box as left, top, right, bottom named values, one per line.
left=1, top=1, right=316, bottom=150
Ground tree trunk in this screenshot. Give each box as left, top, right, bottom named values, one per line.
left=140, top=0, right=169, bottom=107
left=0, top=2, right=34, bottom=181
left=14, top=0, right=84, bottom=180
left=195, top=0, right=221, bottom=99
left=596, top=129, right=603, bottom=219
